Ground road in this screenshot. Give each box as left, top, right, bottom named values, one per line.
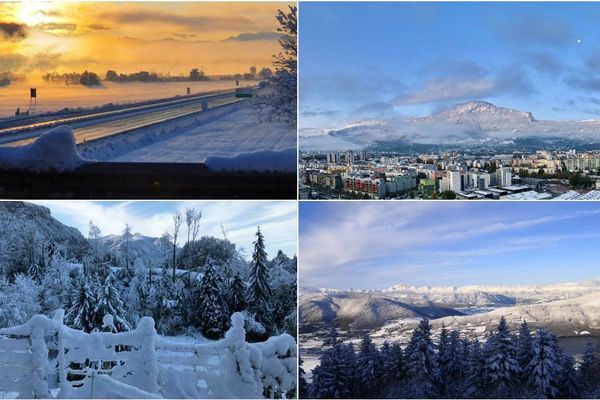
left=0, top=90, right=241, bottom=147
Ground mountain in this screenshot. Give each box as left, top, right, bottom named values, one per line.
left=0, top=202, right=89, bottom=263
left=414, top=101, right=536, bottom=130
left=300, top=100, right=600, bottom=150
left=98, top=233, right=164, bottom=264
left=300, top=291, right=462, bottom=331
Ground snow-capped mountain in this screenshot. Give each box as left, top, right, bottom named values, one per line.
left=98, top=233, right=165, bottom=264
left=0, top=202, right=89, bottom=262
left=300, top=100, right=600, bottom=149
left=414, top=101, right=536, bottom=130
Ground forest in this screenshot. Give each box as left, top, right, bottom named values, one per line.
left=304, top=318, right=600, bottom=399
left=0, top=204, right=296, bottom=343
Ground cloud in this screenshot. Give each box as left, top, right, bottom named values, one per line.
left=225, top=31, right=281, bottom=41
left=0, top=54, right=27, bottom=71
left=394, top=65, right=534, bottom=105
left=523, top=51, right=565, bottom=76
left=352, top=101, right=395, bottom=117
left=0, top=22, right=28, bottom=40
left=564, top=76, right=600, bottom=92
left=100, top=10, right=258, bottom=32
left=35, top=22, right=77, bottom=32
left=87, top=24, right=110, bottom=31
left=495, top=15, right=574, bottom=47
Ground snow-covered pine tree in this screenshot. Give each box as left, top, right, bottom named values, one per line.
left=310, top=328, right=355, bottom=399
left=228, top=272, right=246, bottom=313
left=94, top=273, right=131, bottom=332
left=515, top=320, right=534, bottom=384
left=557, top=354, right=580, bottom=398
left=40, top=252, right=71, bottom=313
left=195, top=257, right=228, bottom=339
left=404, top=318, right=440, bottom=398
left=66, top=277, right=96, bottom=333
left=484, top=316, right=520, bottom=397
left=248, top=226, right=271, bottom=326
left=464, top=339, right=486, bottom=398
left=443, top=330, right=466, bottom=397
left=579, top=341, right=600, bottom=395
left=299, top=356, right=309, bottom=399
left=528, top=329, right=562, bottom=398
left=356, top=333, right=380, bottom=397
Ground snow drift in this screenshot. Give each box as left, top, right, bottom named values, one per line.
left=0, top=126, right=85, bottom=171
left=205, top=147, right=296, bottom=172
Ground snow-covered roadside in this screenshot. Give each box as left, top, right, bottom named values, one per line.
left=81, top=104, right=297, bottom=171
left=0, top=126, right=85, bottom=171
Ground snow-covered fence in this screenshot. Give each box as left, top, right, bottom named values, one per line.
left=0, top=311, right=296, bottom=399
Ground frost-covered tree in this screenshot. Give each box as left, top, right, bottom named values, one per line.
left=66, top=276, right=97, bottom=333
left=27, top=261, right=44, bottom=284
left=254, top=6, right=297, bottom=127
left=299, top=356, right=310, bottom=399
left=248, top=227, right=271, bottom=324
left=228, top=272, right=246, bottom=313
left=464, top=339, right=486, bottom=398
left=528, top=329, right=562, bottom=398
left=122, top=223, right=133, bottom=273
left=558, top=354, right=580, bottom=398
left=579, top=341, right=600, bottom=395
left=484, top=316, right=520, bottom=396
left=516, top=320, right=534, bottom=384
left=0, top=275, right=41, bottom=328
left=95, top=273, right=131, bottom=332
left=356, top=333, right=380, bottom=397
left=40, top=252, right=71, bottom=313
left=195, top=257, right=228, bottom=338
left=404, top=318, right=440, bottom=398
left=310, top=328, right=355, bottom=399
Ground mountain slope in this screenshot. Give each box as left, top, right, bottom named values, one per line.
left=0, top=202, right=89, bottom=262
left=98, top=233, right=164, bottom=264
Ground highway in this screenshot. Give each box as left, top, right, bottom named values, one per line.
left=0, top=90, right=241, bottom=147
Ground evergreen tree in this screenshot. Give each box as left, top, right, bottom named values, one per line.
left=356, top=333, right=380, bottom=397
left=195, top=257, right=228, bottom=339
left=310, top=327, right=355, bottom=399
left=66, top=277, right=96, bottom=333
left=228, top=272, right=246, bottom=313
left=95, top=273, right=131, bottom=332
left=404, top=319, right=440, bottom=398
left=579, top=341, right=600, bottom=395
left=299, top=356, right=309, bottom=399
left=484, top=317, right=519, bottom=396
left=465, top=339, right=486, bottom=398
left=557, top=354, right=580, bottom=398
left=528, top=329, right=562, bottom=398
left=515, top=320, right=534, bottom=383
left=248, top=227, right=271, bottom=325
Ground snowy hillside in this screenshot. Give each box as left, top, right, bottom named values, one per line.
left=98, top=233, right=164, bottom=264
left=301, top=100, right=600, bottom=149
left=0, top=201, right=88, bottom=263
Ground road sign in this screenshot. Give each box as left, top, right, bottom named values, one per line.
left=187, top=87, right=191, bottom=95
left=30, top=88, right=37, bottom=98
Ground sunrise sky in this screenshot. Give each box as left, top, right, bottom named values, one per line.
left=0, top=1, right=288, bottom=78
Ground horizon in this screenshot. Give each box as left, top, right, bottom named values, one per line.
left=300, top=202, right=600, bottom=289
left=30, top=200, right=297, bottom=260
left=0, top=2, right=288, bottom=77
left=300, top=2, right=600, bottom=136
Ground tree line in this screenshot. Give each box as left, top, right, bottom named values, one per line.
left=304, top=317, right=600, bottom=399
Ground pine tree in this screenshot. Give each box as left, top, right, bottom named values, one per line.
left=404, top=319, right=440, bottom=398
left=465, top=339, right=486, bottom=398
left=228, top=272, right=246, bottom=313
left=557, top=354, right=580, bottom=398
left=484, top=316, right=519, bottom=396
left=579, top=341, right=600, bottom=395
left=299, top=356, right=309, bottom=399
left=356, top=333, right=380, bottom=397
left=66, top=277, right=96, bottom=333
left=248, top=227, right=271, bottom=325
left=95, top=273, right=131, bottom=332
left=515, top=320, right=534, bottom=383
left=310, top=327, right=355, bottom=399
left=528, top=329, right=562, bottom=398
left=195, top=257, right=228, bottom=339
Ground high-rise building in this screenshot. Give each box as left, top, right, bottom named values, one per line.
left=448, top=170, right=462, bottom=193
left=326, top=152, right=340, bottom=164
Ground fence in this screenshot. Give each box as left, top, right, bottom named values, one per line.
left=0, top=311, right=297, bottom=399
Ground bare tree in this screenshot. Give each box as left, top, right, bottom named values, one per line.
left=122, top=223, right=132, bottom=273
left=172, top=211, right=183, bottom=282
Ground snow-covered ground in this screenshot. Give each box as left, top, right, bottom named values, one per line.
left=85, top=106, right=295, bottom=166
left=0, top=80, right=254, bottom=119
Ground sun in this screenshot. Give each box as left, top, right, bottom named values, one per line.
left=16, top=1, right=55, bottom=26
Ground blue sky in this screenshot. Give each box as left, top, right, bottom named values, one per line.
left=300, top=2, right=600, bottom=135
left=32, top=201, right=297, bottom=260
left=300, top=202, right=600, bottom=289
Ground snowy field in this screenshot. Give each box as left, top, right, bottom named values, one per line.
left=0, top=80, right=255, bottom=118
left=80, top=104, right=297, bottom=170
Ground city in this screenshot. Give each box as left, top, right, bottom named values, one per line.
left=299, top=149, right=600, bottom=200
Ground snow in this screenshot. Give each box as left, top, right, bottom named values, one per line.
left=0, top=126, right=85, bottom=171
left=81, top=106, right=296, bottom=167
left=206, top=147, right=296, bottom=172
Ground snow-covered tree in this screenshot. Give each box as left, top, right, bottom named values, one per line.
left=404, top=318, right=440, bottom=398
left=528, top=329, right=562, bottom=398
left=66, top=276, right=97, bottom=333
left=579, top=341, right=600, bottom=395
left=0, top=275, right=41, bottom=328
left=464, top=339, right=486, bottom=398
left=195, top=257, right=228, bottom=338
left=356, top=333, right=380, bottom=397
left=95, top=273, right=131, bottom=332
left=248, top=227, right=271, bottom=324
left=228, top=272, right=246, bottom=313
left=515, top=320, right=534, bottom=383
left=40, top=252, right=71, bottom=313
left=310, top=328, right=355, bottom=399
left=27, top=261, right=44, bottom=284
left=484, top=316, right=520, bottom=396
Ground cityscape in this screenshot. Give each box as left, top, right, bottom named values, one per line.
left=300, top=149, right=600, bottom=200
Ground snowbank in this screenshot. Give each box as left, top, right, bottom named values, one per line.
left=0, top=126, right=85, bottom=171
left=205, top=147, right=296, bottom=172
